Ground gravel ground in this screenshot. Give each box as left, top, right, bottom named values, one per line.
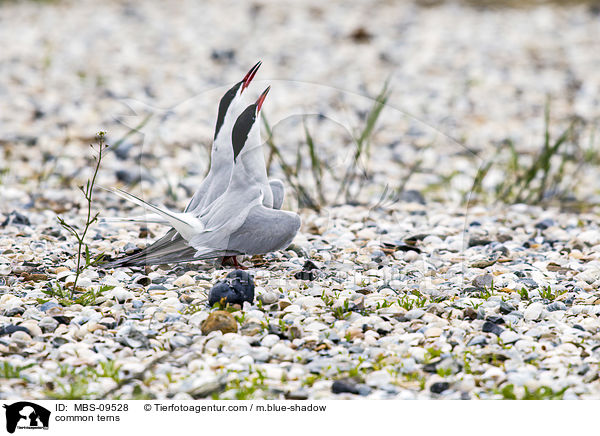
left=1, top=0, right=600, bottom=399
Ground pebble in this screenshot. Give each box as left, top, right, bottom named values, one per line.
left=472, top=274, right=493, bottom=289
left=174, top=274, right=195, bottom=287
left=201, top=311, right=238, bottom=335
left=547, top=301, right=567, bottom=312
left=524, top=303, right=544, bottom=321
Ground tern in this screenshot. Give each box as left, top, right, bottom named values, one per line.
left=103, top=79, right=297, bottom=269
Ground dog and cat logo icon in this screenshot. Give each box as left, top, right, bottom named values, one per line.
left=2, top=402, right=50, bottom=433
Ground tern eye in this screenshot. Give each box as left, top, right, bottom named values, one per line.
left=231, top=104, right=257, bottom=161
left=214, top=81, right=242, bottom=140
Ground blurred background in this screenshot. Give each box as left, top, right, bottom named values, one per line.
left=0, top=0, right=599, bottom=212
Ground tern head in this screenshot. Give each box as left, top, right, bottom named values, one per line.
left=214, top=61, right=262, bottom=140
left=231, top=86, right=270, bottom=162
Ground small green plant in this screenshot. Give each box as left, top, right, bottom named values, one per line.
left=397, top=294, right=427, bottom=310
left=497, top=384, right=568, bottom=400
left=95, top=360, right=122, bottom=383
left=424, top=347, right=442, bottom=364
left=518, top=287, right=530, bottom=300
left=332, top=300, right=352, bottom=320
left=181, top=304, right=204, bottom=315
left=262, top=81, right=391, bottom=210
left=467, top=300, right=483, bottom=310
left=0, top=361, right=35, bottom=379
left=57, top=132, right=108, bottom=297
left=46, top=365, right=96, bottom=400
left=469, top=102, right=588, bottom=205
left=39, top=283, right=113, bottom=307
left=337, top=81, right=391, bottom=203
left=538, top=286, right=566, bottom=301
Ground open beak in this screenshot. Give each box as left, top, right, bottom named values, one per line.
left=241, top=61, right=262, bottom=93
left=256, top=86, right=270, bottom=113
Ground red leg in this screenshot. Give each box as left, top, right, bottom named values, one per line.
left=232, top=256, right=247, bottom=270
left=221, top=256, right=247, bottom=270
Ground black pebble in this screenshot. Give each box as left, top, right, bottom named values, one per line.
left=399, top=189, right=426, bottom=205
left=430, top=382, right=450, bottom=394
left=535, top=219, right=554, bottom=230
left=499, top=301, right=515, bottom=314
left=208, top=270, right=254, bottom=306
left=294, top=270, right=315, bottom=280
left=0, top=324, right=31, bottom=337
left=331, top=378, right=370, bottom=396
left=302, top=260, right=320, bottom=271
left=1, top=211, right=30, bottom=227
left=486, top=315, right=505, bottom=325
left=482, top=321, right=504, bottom=336
left=4, top=307, right=25, bottom=317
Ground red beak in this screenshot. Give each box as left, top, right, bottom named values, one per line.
left=256, top=86, right=270, bottom=113
left=241, top=61, right=262, bottom=93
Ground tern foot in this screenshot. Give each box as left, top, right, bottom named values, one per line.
left=221, top=256, right=248, bottom=270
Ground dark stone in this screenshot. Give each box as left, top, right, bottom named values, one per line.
left=116, top=169, right=141, bottom=185
left=39, top=301, right=59, bottom=312
left=430, top=382, right=450, bottom=394
left=535, top=219, right=554, bottom=230
left=573, top=324, right=585, bottom=331
left=423, top=359, right=441, bottom=373
left=134, top=276, right=151, bottom=286
left=383, top=242, right=421, bottom=253
left=52, top=337, right=69, bottom=347
left=211, top=49, right=236, bottom=62
left=469, top=237, right=492, bottom=247
left=463, top=307, right=478, bottom=320
left=405, top=234, right=429, bottom=243
left=302, top=260, right=320, bottom=271
left=467, top=335, right=487, bottom=346
left=285, top=389, right=309, bottom=400
left=482, top=321, right=504, bottom=336
left=332, top=378, right=363, bottom=395
left=1, top=211, right=30, bottom=227
left=486, top=315, right=505, bottom=325
left=519, top=278, right=538, bottom=289
left=52, top=315, right=72, bottom=325
left=499, top=301, right=515, bottom=314
left=399, top=189, right=426, bottom=205
left=492, top=244, right=510, bottom=257
left=0, top=324, right=30, bottom=336
left=547, top=301, right=566, bottom=312
left=147, top=284, right=167, bottom=291
left=4, top=307, right=25, bottom=317
left=469, top=221, right=481, bottom=227
left=113, top=142, right=134, bottom=160
left=294, top=270, right=315, bottom=280
left=208, top=270, right=255, bottom=306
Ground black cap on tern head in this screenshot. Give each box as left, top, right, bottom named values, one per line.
left=213, top=61, right=262, bottom=140
left=231, top=86, right=270, bottom=162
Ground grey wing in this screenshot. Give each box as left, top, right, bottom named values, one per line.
left=221, top=205, right=301, bottom=255
left=269, top=179, right=285, bottom=210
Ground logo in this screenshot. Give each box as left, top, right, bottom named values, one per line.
left=2, top=402, right=50, bottom=433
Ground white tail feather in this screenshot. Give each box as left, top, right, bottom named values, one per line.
left=105, top=187, right=203, bottom=240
